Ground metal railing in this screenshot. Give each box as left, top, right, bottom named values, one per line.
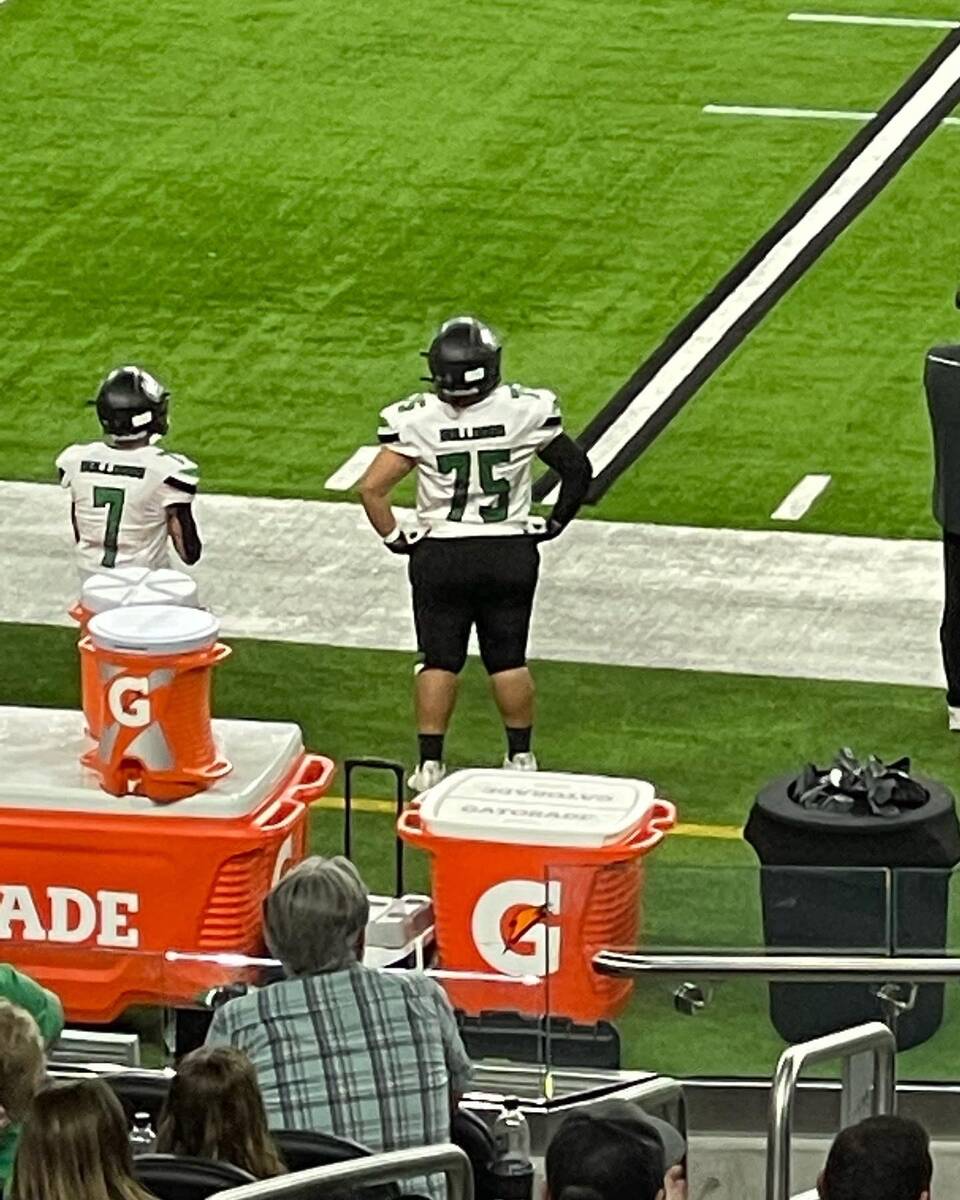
left=214, top=1144, right=473, bottom=1200
left=594, top=950, right=960, bottom=982
left=768, top=1022, right=895, bottom=1200
left=592, top=953, right=906, bottom=1200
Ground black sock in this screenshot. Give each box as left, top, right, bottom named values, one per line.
left=506, top=726, right=532, bottom=758
left=418, top=733, right=445, bottom=765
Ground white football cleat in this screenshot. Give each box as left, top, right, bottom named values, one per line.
left=503, top=751, right=538, bottom=771
left=949, top=707, right=960, bottom=732
left=408, top=760, right=446, bottom=793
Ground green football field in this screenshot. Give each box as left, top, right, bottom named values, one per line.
left=3, top=0, right=960, bottom=1082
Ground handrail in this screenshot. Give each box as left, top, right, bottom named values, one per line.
left=213, top=1143, right=473, bottom=1200
left=767, top=1022, right=895, bottom=1200
left=593, top=951, right=960, bottom=982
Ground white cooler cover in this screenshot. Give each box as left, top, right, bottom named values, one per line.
left=415, top=768, right=659, bottom=848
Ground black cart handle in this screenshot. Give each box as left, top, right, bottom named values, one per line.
left=342, top=757, right=407, bottom=898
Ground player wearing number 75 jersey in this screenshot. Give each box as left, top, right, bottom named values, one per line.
left=56, top=366, right=202, bottom=580
left=359, top=316, right=592, bottom=791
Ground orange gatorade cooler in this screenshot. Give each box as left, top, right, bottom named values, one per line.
left=80, top=605, right=230, bottom=800
left=70, top=569, right=200, bottom=740
left=398, top=769, right=676, bottom=1023
left=0, top=705, right=335, bottom=1022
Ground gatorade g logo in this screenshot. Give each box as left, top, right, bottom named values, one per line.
left=107, top=676, right=151, bottom=728
left=471, top=880, right=561, bottom=978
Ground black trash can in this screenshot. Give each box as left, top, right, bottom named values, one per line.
left=744, top=772, right=960, bottom=1050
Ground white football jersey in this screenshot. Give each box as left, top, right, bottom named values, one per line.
left=378, top=383, right=563, bottom=537
left=56, top=440, right=199, bottom=575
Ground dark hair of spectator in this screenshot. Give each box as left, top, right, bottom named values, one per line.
left=820, top=1115, right=932, bottom=1200
left=156, top=1045, right=286, bottom=1179
left=546, top=1110, right=664, bottom=1200
left=9, top=1077, right=153, bottom=1200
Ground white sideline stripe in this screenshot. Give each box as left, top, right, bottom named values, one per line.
left=771, top=473, right=832, bottom=521
left=324, top=446, right=378, bottom=491
left=586, top=40, right=960, bottom=479
left=704, top=104, right=873, bottom=122
left=704, top=103, right=960, bottom=126
left=0, top=480, right=948, bottom=690
left=789, top=13, right=960, bottom=30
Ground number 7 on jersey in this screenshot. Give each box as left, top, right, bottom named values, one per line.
left=93, top=486, right=126, bottom=568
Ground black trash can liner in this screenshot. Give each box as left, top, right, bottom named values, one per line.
left=744, top=771, right=960, bottom=1050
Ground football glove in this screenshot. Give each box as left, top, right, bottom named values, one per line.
left=382, top=527, right=424, bottom=555
left=523, top=516, right=564, bottom=542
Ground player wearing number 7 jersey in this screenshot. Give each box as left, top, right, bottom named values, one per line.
left=56, top=366, right=202, bottom=581
left=359, top=316, right=592, bottom=791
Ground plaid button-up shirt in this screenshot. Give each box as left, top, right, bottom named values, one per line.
left=206, top=964, right=472, bottom=1200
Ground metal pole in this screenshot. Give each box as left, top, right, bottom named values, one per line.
left=766, top=1023, right=895, bottom=1200
left=593, top=950, right=960, bottom=983
left=213, top=1144, right=473, bottom=1200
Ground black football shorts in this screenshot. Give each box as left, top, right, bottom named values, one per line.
left=408, top=536, right=541, bottom=675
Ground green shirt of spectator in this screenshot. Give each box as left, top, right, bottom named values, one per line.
left=0, top=966, right=64, bottom=1192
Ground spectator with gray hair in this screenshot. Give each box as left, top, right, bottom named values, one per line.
left=206, top=856, right=471, bottom=1200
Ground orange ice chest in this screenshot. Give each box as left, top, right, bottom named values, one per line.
left=70, top=569, right=200, bottom=740
left=0, top=706, right=334, bottom=1023
left=398, top=769, right=675, bottom=1023
left=81, top=604, right=230, bottom=800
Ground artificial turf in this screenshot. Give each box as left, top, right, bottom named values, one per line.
left=0, top=0, right=953, bottom=536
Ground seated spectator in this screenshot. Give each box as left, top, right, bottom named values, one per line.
left=817, top=1115, right=932, bottom=1200
left=546, top=1100, right=687, bottom=1200
left=206, top=856, right=471, bottom=1200
left=0, top=998, right=49, bottom=1193
left=10, top=1077, right=153, bottom=1200
left=0, top=965, right=64, bottom=1190
left=156, top=1045, right=285, bottom=1178
left=0, top=967, right=63, bottom=1050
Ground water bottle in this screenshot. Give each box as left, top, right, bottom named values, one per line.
left=129, top=1111, right=156, bottom=1156
left=490, top=1098, right=533, bottom=1199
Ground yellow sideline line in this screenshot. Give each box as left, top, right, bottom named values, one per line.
left=311, top=796, right=743, bottom=840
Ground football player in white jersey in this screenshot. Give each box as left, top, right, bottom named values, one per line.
left=56, top=366, right=202, bottom=580
left=359, top=317, right=592, bottom=791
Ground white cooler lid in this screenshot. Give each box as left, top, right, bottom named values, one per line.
left=416, top=768, right=658, bottom=847
left=88, top=604, right=219, bottom=654
left=82, top=568, right=198, bottom=614
left=0, top=706, right=306, bottom=818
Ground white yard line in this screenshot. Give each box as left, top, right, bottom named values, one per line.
left=771, top=473, right=832, bottom=520
left=324, top=446, right=378, bottom=491
left=0, top=481, right=947, bottom=690
left=584, top=39, right=960, bottom=481
left=789, top=13, right=959, bottom=30
left=703, top=103, right=960, bottom=126
left=703, top=103, right=874, bottom=122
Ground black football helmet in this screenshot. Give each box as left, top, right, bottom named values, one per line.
left=93, top=366, right=170, bottom=441
left=423, top=316, right=501, bottom=406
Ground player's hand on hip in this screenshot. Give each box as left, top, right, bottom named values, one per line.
left=523, top=516, right=564, bottom=542
left=382, top=527, right=425, bottom=555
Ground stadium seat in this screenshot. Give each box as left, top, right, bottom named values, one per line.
left=450, top=1109, right=497, bottom=1200
left=133, top=1153, right=256, bottom=1200
left=270, top=1130, right=416, bottom=1200
left=103, top=1068, right=173, bottom=1124
left=271, top=1128, right=376, bottom=1171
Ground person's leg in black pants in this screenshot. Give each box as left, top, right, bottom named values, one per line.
left=941, top=530, right=960, bottom=713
